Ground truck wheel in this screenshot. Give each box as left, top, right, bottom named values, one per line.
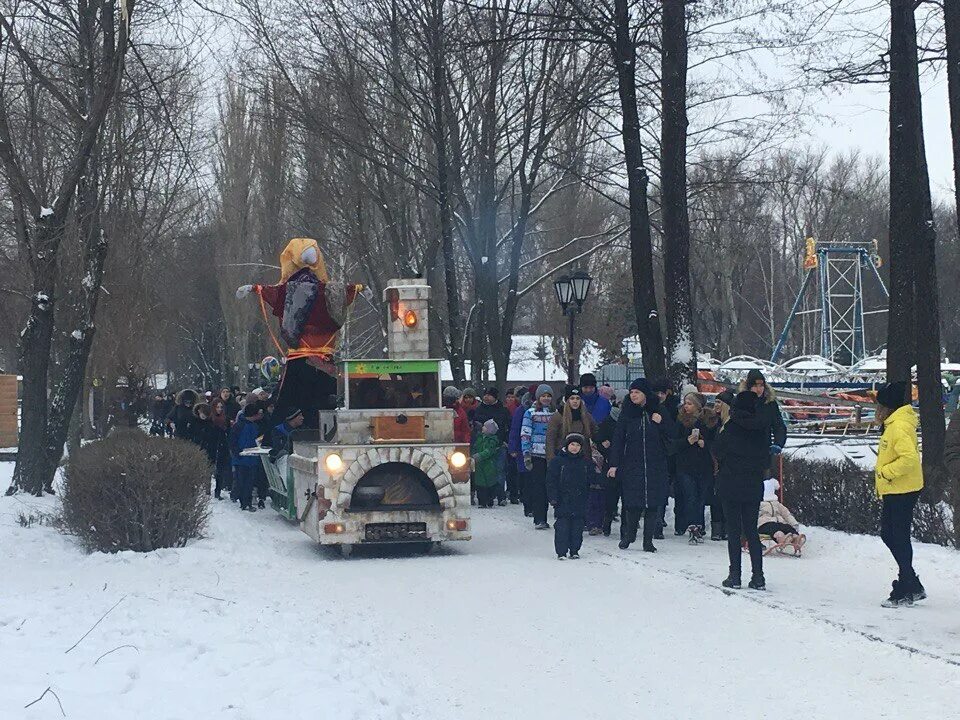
left=339, top=544, right=353, bottom=559
left=425, top=541, right=441, bottom=554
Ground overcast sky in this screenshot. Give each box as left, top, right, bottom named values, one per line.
left=808, top=71, right=953, bottom=199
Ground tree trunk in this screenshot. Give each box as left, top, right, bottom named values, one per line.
left=888, top=0, right=945, bottom=473
left=10, top=234, right=58, bottom=495
left=887, top=0, right=920, bottom=384
left=614, top=0, right=666, bottom=378
left=660, top=0, right=696, bottom=389
left=429, top=0, right=465, bottom=385
left=946, top=0, right=960, bottom=232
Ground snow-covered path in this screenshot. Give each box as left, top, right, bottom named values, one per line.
left=3, top=462, right=960, bottom=719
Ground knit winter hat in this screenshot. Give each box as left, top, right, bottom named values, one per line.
left=629, top=377, right=652, bottom=395
left=876, top=381, right=910, bottom=411
left=564, top=432, right=586, bottom=449
left=483, top=386, right=499, bottom=400
left=746, top=369, right=766, bottom=387
left=598, top=385, right=615, bottom=401
left=482, top=419, right=499, bottom=435
left=461, top=387, right=478, bottom=399
left=535, top=383, right=553, bottom=400
left=650, top=377, right=671, bottom=393
left=565, top=385, right=581, bottom=401
left=763, top=478, right=779, bottom=501
left=442, top=385, right=461, bottom=402
left=284, top=408, right=304, bottom=422
left=579, top=372, right=598, bottom=388
left=715, top=390, right=735, bottom=407
left=733, top=391, right=758, bottom=412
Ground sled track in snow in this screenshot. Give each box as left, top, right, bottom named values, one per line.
left=489, top=513, right=960, bottom=670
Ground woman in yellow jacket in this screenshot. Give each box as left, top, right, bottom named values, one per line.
left=874, top=381, right=926, bottom=607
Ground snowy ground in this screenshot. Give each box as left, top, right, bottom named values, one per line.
left=3, top=461, right=960, bottom=719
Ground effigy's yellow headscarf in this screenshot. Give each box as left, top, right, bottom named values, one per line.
left=279, top=237, right=329, bottom=283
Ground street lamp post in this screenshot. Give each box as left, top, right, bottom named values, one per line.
left=553, top=270, right=593, bottom=385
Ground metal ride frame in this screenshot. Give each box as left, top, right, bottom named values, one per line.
left=771, top=240, right=889, bottom=366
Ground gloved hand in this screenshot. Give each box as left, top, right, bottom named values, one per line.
left=770, top=444, right=783, bottom=455
left=236, top=284, right=254, bottom=300
left=523, top=455, right=533, bottom=472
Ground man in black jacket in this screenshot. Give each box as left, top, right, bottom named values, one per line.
left=741, top=369, right=788, bottom=474
left=714, top=391, right=769, bottom=590
left=473, top=387, right=512, bottom=505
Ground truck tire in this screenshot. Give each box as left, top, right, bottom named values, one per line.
left=339, top=544, right=353, bottom=559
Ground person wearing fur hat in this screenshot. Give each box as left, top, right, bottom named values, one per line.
left=670, top=391, right=719, bottom=542
left=608, top=378, right=673, bottom=551
left=473, top=419, right=502, bottom=508
left=739, top=369, right=787, bottom=461
left=547, top=433, right=593, bottom=559
left=713, top=391, right=769, bottom=590
left=579, top=373, right=612, bottom=423
left=521, top=384, right=556, bottom=528
left=874, top=381, right=926, bottom=607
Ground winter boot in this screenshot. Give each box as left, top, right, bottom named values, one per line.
left=748, top=573, right=766, bottom=591
left=258, top=498, right=266, bottom=509
left=909, top=576, right=927, bottom=603
left=557, top=554, right=566, bottom=561
left=654, top=529, right=665, bottom=540
left=569, top=552, right=580, bottom=559
left=881, top=580, right=913, bottom=608
left=710, top=522, right=722, bottom=541
left=722, top=574, right=741, bottom=590
left=642, top=541, right=657, bottom=553
left=618, top=539, right=630, bottom=550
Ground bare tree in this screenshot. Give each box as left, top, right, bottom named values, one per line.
left=1, top=0, right=134, bottom=495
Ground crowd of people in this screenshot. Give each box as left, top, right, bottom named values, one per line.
left=446, top=371, right=928, bottom=605
left=148, top=385, right=302, bottom=512
left=149, top=369, right=931, bottom=606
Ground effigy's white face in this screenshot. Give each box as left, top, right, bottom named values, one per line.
left=300, top=246, right=318, bottom=266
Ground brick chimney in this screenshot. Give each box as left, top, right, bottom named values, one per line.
left=384, top=279, right=431, bottom=360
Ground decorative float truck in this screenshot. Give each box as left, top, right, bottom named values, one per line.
left=255, top=279, right=472, bottom=556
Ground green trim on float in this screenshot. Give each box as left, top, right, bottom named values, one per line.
left=343, top=359, right=440, bottom=375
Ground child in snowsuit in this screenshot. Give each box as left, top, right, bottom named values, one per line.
left=758, top=479, right=805, bottom=554
left=546, top=433, right=592, bottom=560
left=472, top=419, right=502, bottom=508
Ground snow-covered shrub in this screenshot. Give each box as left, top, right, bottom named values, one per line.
left=783, top=456, right=954, bottom=546
left=61, top=429, right=210, bottom=552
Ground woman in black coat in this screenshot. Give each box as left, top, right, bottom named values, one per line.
left=607, top=378, right=673, bottom=552
left=713, top=391, right=769, bottom=590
